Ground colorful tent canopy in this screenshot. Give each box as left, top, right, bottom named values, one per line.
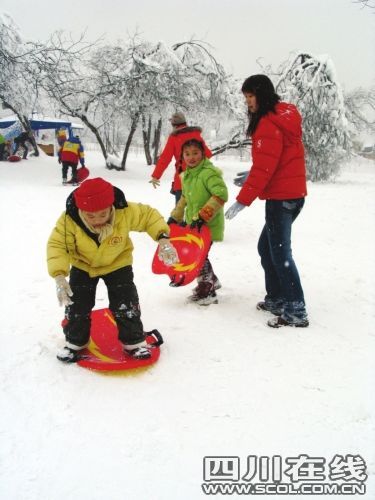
left=0, top=115, right=83, bottom=132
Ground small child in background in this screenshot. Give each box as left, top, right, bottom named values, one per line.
left=149, top=112, right=212, bottom=205
left=47, top=177, right=178, bottom=362
left=168, top=139, right=228, bottom=305
left=58, top=135, right=85, bottom=186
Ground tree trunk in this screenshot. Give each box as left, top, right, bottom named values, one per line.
left=80, top=115, right=109, bottom=165
left=120, top=113, right=140, bottom=171
left=21, top=115, right=39, bottom=157
left=152, top=117, right=162, bottom=164
left=142, top=114, right=152, bottom=165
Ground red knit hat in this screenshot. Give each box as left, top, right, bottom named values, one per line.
left=74, top=177, right=115, bottom=212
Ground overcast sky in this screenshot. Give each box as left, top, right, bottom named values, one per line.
left=2, top=0, right=374, bottom=90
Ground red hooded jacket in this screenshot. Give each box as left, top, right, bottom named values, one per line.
left=151, top=126, right=212, bottom=191
left=237, top=102, right=307, bottom=206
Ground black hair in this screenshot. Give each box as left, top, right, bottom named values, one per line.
left=241, top=74, right=280, bottom=135
left=181, top=138, right=205, bottom=154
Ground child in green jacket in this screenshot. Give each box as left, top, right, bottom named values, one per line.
left=169, top=139, right=228, bottom=305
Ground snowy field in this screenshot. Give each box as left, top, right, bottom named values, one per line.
left=0, top=150, right=374, bottom=499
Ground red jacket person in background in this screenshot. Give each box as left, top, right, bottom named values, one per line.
left=225, top=74, right=309, bottom=329
left=58, top=135, right=85, bottom=186
left=149, top=112, right=212, bottom=204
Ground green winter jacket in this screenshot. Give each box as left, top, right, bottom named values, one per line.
left=181, top=158, right=228, bottom=241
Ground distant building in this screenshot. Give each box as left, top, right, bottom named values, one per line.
left=359, top=144, right=375, bottom=160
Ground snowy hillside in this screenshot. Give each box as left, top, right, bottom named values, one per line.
left=0, top=151, right=374, bottom=500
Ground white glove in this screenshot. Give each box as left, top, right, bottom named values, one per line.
left=55, top=275, right=73, bottom=307
left=158, top=238, right=179, bottom=266
left=149, top=177, right=160, bottom=188
left=225, top=201, right=246, bottom=220
left=233, top=171, right=248, bottom=187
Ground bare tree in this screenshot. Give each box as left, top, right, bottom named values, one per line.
left=0, top=14, right=39, bottom=154
left=353, top=0, right=375, bottom=8
left=344, top=87, right=375, bottom=133
left=31, top=31, right=112, bottom=162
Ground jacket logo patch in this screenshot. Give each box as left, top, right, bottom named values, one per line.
left=108, top=236, right=123, bottom=246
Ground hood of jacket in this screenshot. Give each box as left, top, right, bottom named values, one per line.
left=65, top=186, right=128, bottom=242
left=171, top=126, right=202, bottom=136
left=67, top=136, right=82, bottom=145
left=266, top=102, right=303, bottom=139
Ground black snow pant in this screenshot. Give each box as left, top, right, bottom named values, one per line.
left=63, top=266, right=145, bottom=348
left=14, top=141, right=29, bottom=159
left=62, top=161, right=78, bottom=183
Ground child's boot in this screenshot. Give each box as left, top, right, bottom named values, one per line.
left=57, top=345, right=83, bottom=363
left=192, top=274, right=221, bottom=294
left=124, top=341, right=152, bottom=360
left=187, top=281, right=218, bottom=305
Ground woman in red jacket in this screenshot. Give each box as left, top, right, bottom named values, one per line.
left=149, top=112, right=212, bottom=205
left=225, top=75, right=308, bottom=328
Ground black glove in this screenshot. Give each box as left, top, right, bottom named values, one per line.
left=190, top=217, right=205, bottom=232
left=233, top=171, right=248, bottom=187
left=167, top=217, right=177, bottom=225
left=58, top=158, right=62, bottom=164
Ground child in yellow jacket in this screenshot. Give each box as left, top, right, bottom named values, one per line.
left=47, top=177, right=178, bottom=362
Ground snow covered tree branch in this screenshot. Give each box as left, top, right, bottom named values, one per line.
left=275, top=53, right=351, bottom=181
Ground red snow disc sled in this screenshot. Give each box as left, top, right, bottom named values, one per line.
left=8, top=154, right=22, bottom=162
left=152, top=223, right=211, bottom=286
left=67, top=166, right=89, bottom=184
left=61, top=308, right=163, bottom=371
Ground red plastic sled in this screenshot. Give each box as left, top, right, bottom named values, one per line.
left=8, top=155, right=21, bottom=162
left=67, top=166, right=89, bottom=184
left=152, top=223, right=211, bottom=286
left=62, top=308, right=162, bottom=371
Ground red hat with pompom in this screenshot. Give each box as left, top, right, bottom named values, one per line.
left=74, top=177, right=114, bottom=212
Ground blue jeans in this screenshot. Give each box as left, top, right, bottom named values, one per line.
left=257, top=198, right=307, bottom=322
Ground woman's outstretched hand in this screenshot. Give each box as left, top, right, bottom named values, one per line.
left=225, top=201, right=246, bottom=220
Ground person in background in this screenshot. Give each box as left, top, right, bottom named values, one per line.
left=169, top=139, right=228, bottom=305
left=149, top=112, right=212, bottom=205
left=58, top=135, right=85, bottom=185
left=0, top=133, right=5, bottom=161
left=47, top=177, right=178, bottom=363
left=13, top=131, right=32, bottom=159
left=225, top=74, right=309, bottom=328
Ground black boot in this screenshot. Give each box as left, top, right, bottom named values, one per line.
left=56, top=346, right=81, bottom=363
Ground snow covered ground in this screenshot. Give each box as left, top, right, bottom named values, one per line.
left=0, top=150, right=374, bottom=499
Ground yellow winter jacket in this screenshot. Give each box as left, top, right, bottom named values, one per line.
left=47, top=200, right=169, bottom=278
